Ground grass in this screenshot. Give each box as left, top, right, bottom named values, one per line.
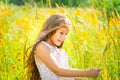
left=0, top=2, right=120, bottom=80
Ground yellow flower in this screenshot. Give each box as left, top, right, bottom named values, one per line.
left=75, top=8, right=82, bottom=16
left=0, top=8, right=12, bottom=16
left=0, top=30, right=4, bottom=36
left=0, top=22, right=3, bottom=27
left=96, top=32, right=106, bottom=41
left=91, top=18, right=100, bottom=25
left=12, top=65, right=16, bottom=70
left=25, top=8, right=30, bottom=12
left=84, top=12, right=93, bottom=19
left=17, top=58, right=21, bottom=61
left=83, top=11, right=100, bottom=25
left=0, top=39, right=4, bottom=47
left=50, top=9, right=56, bottom=15
left=0, top=2, right=3, bottom=6
left=109, top=17, right=120, bottom=27
left=15, top=19, right=23, bottom=25
left=116, top=30, right=120, bottom=35
left=17, top=52, right=22, bottom=55
left=84, top=33, right=90, bottom=40
left=108, top=30, right=114, bottom=36
left=116, top=77, right=119, bottom=80
left=79, top=41, right=84, bottom=46
left=3, top=53, right=7, bottom=57
left=23, top=23, right=31, bottom=31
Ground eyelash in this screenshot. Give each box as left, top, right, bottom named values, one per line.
left=60, top=32, right=64, bottom=34
left=60, top=32, right=67, bottom=36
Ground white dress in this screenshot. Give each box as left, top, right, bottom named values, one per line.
left=34, top=41, right=74, bottom=80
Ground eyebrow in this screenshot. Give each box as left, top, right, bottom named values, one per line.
left=59, top=30, right=68, bottom=34
left=59, top=30, right=67, bottom=32
left=60, top=30, right=65, bottom=31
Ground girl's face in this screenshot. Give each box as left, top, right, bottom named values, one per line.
left=47, top=27, right=69, bottom=47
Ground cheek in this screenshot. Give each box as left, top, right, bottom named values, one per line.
left=54, top=33, right=60, bottom=38
left=51, top=32, right=61, bottom=41
left=51, top=34, right=58, bottom=41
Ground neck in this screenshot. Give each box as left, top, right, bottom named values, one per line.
left=46, top=39, right=56, bottom=48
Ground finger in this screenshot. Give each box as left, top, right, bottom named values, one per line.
left=97, top=68, right=100, bottom=72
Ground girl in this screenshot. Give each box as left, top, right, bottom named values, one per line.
left=25, top=14, right=100, bottom=80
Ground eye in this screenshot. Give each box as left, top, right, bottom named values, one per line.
left=60, top=32, right=64, bottom=35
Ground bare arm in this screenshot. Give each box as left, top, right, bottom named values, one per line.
left=35, top=43, right=100, bottom=78
left=75, top=77, right=89, bottom=80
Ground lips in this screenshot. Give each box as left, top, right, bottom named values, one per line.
left=58, top=40, right=61, bottom=42
left=57, top=40, right=62, bottom=45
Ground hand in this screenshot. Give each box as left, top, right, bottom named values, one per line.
left=86, top=68, right=100, bottom=78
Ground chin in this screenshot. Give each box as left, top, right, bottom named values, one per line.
left=57, top=43, right=63, bottom=48
left=56, top=44, right=61, bottom=47
left=55, top=43, right=61, bottom=47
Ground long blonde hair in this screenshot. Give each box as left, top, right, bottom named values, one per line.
left=24, top=14, right=71, bottom=80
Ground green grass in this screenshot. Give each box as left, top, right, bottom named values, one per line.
left=0, top=2, right=120, bottom=80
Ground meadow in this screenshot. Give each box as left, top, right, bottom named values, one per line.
left=0, top=1, right=120, bottom=80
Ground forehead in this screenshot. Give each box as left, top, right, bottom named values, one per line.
left=57, top=27, right=69, bottom=32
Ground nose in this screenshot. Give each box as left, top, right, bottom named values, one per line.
left=61, top=34, right=67, bottom=41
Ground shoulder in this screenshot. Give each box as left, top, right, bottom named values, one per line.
left=35, top=42, right=51, bottom=62
left=36, top=42, right=50, bottom=53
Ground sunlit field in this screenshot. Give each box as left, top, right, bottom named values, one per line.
left=0, top=1, right=120, bottom=80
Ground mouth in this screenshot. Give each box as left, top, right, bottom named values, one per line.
left=57, top=40, right=63, bottom=44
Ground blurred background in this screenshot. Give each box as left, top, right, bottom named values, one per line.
left=0, top=0, right=120, bottom=80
